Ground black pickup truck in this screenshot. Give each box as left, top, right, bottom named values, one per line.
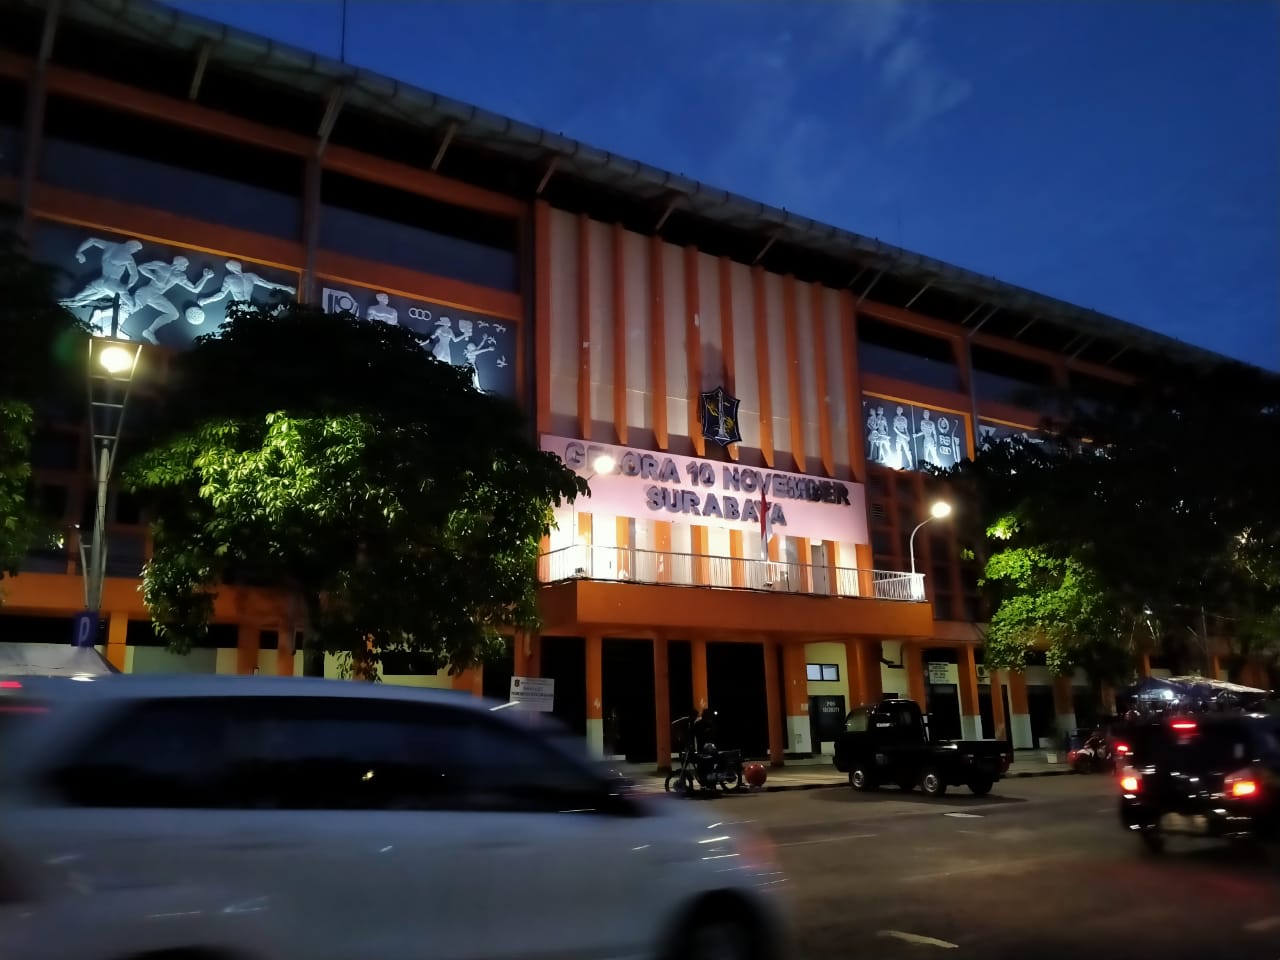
left=833, top=699, right=1012, bottom=797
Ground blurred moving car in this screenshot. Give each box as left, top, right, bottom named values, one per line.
left=0, top=675, right=789, bottom=960
left=1118, top=711, right=1280, bottom=854
left=1067, top=720, right=1133, bottom=774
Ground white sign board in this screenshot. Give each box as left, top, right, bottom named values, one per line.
left=509, top=676, right=555, bottom=712
left=540, top=435, right=869, bottom=546
left=927, top=662, right=956, bottom=685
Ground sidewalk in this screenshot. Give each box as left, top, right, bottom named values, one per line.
left=620, top=750, right=1073, bottom=794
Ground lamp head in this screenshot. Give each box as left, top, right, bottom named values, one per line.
left=930, top=501, right=953, bottom=520
left=591, top=453, right=617, bottom=475
left=97, top=344, right=134, bottom=375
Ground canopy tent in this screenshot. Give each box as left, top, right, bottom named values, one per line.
left=1125, top=675, right=1271, bottom=716
left=0, top=643, right=120, bottom=677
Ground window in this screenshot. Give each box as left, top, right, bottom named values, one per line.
left=48, top=696, right=609, bottom=815
left=807, top=663, right=840, bottom=682
left=858, top=317, right=963, bottom=392
left=845, top=710, right=869, bottom=733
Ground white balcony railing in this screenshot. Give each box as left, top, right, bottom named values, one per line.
left=537, top=544, right=926, bottom=602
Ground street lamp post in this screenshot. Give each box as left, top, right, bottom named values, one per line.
left=75, top=337, right=143, bottom=647
left=572, top=453, right=616, bottom=577
left=907, top=500, right=953, bottom=600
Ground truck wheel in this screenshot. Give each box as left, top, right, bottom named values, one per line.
left=967, top=778, right=993, bottom=797
left=849, top=768, right=877, bottom=792
left=920, top=769, right=948, bottom=797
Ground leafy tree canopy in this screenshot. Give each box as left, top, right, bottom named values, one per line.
left=126, top=302, right=586, bottom=676
left=944, top=358, right=1280, bottom=684
left=0, top=209, right=88, bottom=581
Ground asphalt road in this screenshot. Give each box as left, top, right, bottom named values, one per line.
left=698, top=775, right=1280, bottom=959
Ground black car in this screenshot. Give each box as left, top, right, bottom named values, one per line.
left=1119, top=712, right=1280, bottom=853
left=834, top=699, right=1011, bottom=797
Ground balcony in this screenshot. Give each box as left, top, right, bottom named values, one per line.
left=537, top=544, right=926, bottom=603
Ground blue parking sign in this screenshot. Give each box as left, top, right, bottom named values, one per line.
left=71, top=611, right=99, bottom=648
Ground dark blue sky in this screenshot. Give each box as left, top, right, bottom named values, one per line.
left=171, top=1, right=1279, bottom=369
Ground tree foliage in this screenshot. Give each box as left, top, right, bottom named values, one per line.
left=944, top=358, right=1280, bottom=684
left=126, top=303, right=586, bottom=676
left=0, top=208, right=88, bottom=582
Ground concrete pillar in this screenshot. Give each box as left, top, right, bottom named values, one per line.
left=1052, top=675, right=1077, bottom=740
left=654, top=637, right=671, bottom=770
left=691, top=638, right=709, bottom=712
left=513, top=631, right=540, bottom=679
left=1007, top=670, right=1034, bottom=749
left=956, top=644, right=982, bottom=740
left=1137, top=652, right=1152, bottom=678
left=236, top=624, right=260, bottom=675
left=105, top=612, right=128, bottom=672
left=842, top=639, right=864, bottom=707
left=451, top=667, right=483, bottom=697
left=586, top=633, right=604, bottom=757
left=276, top=628, right=296, bottom=677
left=903, top=642, right=926, bottom=709
left=763, top=639, right=784, bottom=766
left=782, top=642, right=812, bottom=755
left=990, top=669, right=1008, bottom=742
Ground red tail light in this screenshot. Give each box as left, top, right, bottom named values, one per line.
left=0, top=681, right=22, bottom=689
left=1119, top=765, right=1141, bottom=793
left=1226, top=768, right=1260, bottom=799
left=1170, top=720, right=1197, bottom=731
left=1115, top=742, right=1131, bottom=755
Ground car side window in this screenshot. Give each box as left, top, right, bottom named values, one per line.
left=45, top=698, right=235, bottom=808
left=845, top=710, right=869, bottom=733
left=453, top=717, right=611, bottom=814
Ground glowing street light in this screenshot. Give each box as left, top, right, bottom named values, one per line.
left=591, top=453, right=617, bottom=476
left=908, top=500, right=953, bottom=600
left=97, top=344, right=135, bottom=375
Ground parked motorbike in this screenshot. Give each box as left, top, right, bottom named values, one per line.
left=664, top=714, right=746, bottom=794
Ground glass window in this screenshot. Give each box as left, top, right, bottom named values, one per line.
left=845, top=710, right=869, bottom=733
left=858, top=318, right=963, bottom=392
left=807, top=663, right=840, bottom=682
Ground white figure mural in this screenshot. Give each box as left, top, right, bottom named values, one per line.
left=59, top=237, right=143, bottom=312
left=457, top=319, right=496, bottom=391
left=365, top=292, right=398, bottom=325
left=915, top=409, right=942, bottom=467
left=892, top=405, right=915, bottom=470
left=197, top=259, right=296, bottom=308
left=133, top=256, right=215, bottom=344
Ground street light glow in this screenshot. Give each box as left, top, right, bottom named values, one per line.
left=930, top=500, right=953, bottom=519
left=591, top=453, right=617, bottom=474
left=98, top=344, right=134, bottom=375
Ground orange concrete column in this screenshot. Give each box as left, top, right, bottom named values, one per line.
left=276, top=628, right=296, bottom=677
left=795, top=537, right=812, bottom=593
left=236, top=624, right=260, bottom=675
left=1007, top=670, right=1033, bottom=749
left=104, top=612, right=128, bottom=672
left=654, top=637, right=672, bottom=770
left=691, top=526, right=711, bottom=586
left=729, top=529, right=747, bottom=588
left=956, top=644, right=982, bottom=740
left=1137, top=652, right=1151, bottom=678
left=855, top=542, right=874, bottom=597
left=691, top=638, right=709, bottom=712
left=1052, top=674, right=1077, bottom=740
left=586, top=632, right=604, bottom=756
left=843, top=639, right=865, bottom=707
left=782, top=641, right=812, bottom=755
left=763, top=639, right=784, bottom=766
left=452, top=667, right=483, bottom=697
left=655, top=521, right=673, bottom=584
left=990, top=669, right=1008, bottom=742
left=903, top=642, right=926, bottom=708
left=512, top=631, right=541, bottom=679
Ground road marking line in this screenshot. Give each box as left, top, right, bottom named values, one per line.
left=878, top=930, right=959, bottom=949
left=944, top=812, right=984, bottom=818
left=775, top=832, right=877, bottom=848
left=1244, top=916, right=1280, bottom=933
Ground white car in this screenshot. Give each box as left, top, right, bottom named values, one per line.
left=0, top=674, right=789, bottom=960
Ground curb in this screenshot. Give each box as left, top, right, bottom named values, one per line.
left=637, top=767, right=1076, bottom=795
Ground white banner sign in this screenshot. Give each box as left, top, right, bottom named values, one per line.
left=541, top=436, right=869, bottom=546
left=509, top=676, right=555, bottom=712
left=927, top=662, right=957, bottom=685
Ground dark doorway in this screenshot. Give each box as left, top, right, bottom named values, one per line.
left=1028, top=685, right=1055, bottom=745
left=979, top=686, right=995, bottom=738
left=602, top=638, right=657, bottom=763
left=927, top=686, right=962, bottom=741
left=540, top=636, right=586, bottom=737
left=481, top=638, right=514, bottom=702
left=707, top=642, right=769, bottom=760
left=668, top=640, right=693, bottom=738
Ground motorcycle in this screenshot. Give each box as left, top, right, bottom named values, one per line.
left=664, top=714, right=746, bottom=794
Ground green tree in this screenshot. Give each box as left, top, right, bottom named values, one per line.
left=946, top=358, right=1280, bottom=686
left=0, top=209, right=88, bottom=584
left=125, top=302, right=586, bottom=677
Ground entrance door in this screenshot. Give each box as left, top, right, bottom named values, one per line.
left=808, top=695, right=846, bottom=754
